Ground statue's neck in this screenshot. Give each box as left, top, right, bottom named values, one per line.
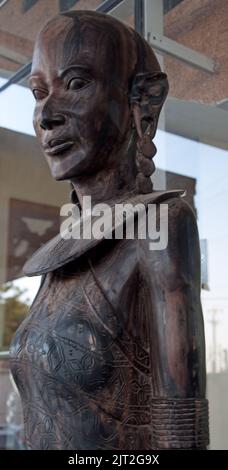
left=71, top=133, right=137, bottom=209
left=71, top=164, right=136, bottom=210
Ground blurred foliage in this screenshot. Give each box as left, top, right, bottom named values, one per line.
left=0, top=282, right=29, bottom=350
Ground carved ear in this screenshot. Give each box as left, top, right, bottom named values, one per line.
left=130, top=72, right=169, bottom=139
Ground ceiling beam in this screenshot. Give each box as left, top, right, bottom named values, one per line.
left=0, top=63, right=31, bottom=92
left=97, top=0, right=124, bottom=13
left=0, top=45, right=29, bottom=65
left=148, top=33, right=216, bottom=74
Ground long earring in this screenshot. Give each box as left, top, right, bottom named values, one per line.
left=136, top=124, right=157, bottom=194
left=140, top=124, right=157, bottom=158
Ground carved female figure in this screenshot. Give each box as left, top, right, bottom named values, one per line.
left=10, top=11, right=209, bottom=450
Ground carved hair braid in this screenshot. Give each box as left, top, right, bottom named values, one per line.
left=135, top=124, right=156, bottom=194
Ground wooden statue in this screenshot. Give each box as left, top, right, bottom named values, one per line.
left=10, top=11, right=209, bottom=450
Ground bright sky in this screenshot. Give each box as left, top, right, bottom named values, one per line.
left=0, top=78, right=35, bottom=135
left=0, top=77, right=227, bottom=372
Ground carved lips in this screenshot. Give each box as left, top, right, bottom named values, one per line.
left=44, top=138, right=74, bottom=156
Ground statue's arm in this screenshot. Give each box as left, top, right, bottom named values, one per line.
left=147, top=197, right=209, bottom=448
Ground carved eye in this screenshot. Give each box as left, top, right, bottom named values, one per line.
left=149, top=85, right=163, bottom=96
left=148, top=84, right=165, bottom=104
left=67, top=77, right=90, bottom=91
left=32, top=88, right=48, bottom=101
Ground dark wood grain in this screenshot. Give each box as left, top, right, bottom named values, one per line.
left=10, top=11, right=209, bottom=450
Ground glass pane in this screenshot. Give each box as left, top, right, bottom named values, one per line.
left=160, top=0, right=228, bottom=450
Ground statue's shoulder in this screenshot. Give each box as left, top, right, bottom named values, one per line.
left=143, top=193, right=200, bottom=291
left=132, top=189, right=185, bottom=207
left=164, top=194, right=199, bottom=238
left=23, top=189, right=184, bottom=277
left=165, top=194, right=196, bottom=217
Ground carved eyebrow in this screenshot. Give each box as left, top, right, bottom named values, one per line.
left=59, top=65, right=93, bottom=79
left=28, top=65, right=93, bottom=87
left=28, top=74, right=46, bottom=86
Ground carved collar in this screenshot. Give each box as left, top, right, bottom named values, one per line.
left=23, top=190, right=184, bottom=276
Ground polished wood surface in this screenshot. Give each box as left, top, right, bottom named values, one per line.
left=10, top=11, right=209, bottom=450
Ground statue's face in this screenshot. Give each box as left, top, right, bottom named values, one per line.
left=29, top=15, right=131, bottom=180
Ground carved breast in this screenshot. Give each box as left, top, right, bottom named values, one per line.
left=10, top=241, right=152, bottom=449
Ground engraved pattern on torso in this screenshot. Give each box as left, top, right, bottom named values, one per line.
left=10, top=243, right=152, bottom=449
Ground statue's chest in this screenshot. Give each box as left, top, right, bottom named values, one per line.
left=10, top=265, right=118, bottom=394
left=10, top=241, right=150, bottom=400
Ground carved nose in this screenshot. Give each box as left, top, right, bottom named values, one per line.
left=40, top=113, right=65, bottom=130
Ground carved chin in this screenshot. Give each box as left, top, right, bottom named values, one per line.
left=45, top=148, right=96, bottom=181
